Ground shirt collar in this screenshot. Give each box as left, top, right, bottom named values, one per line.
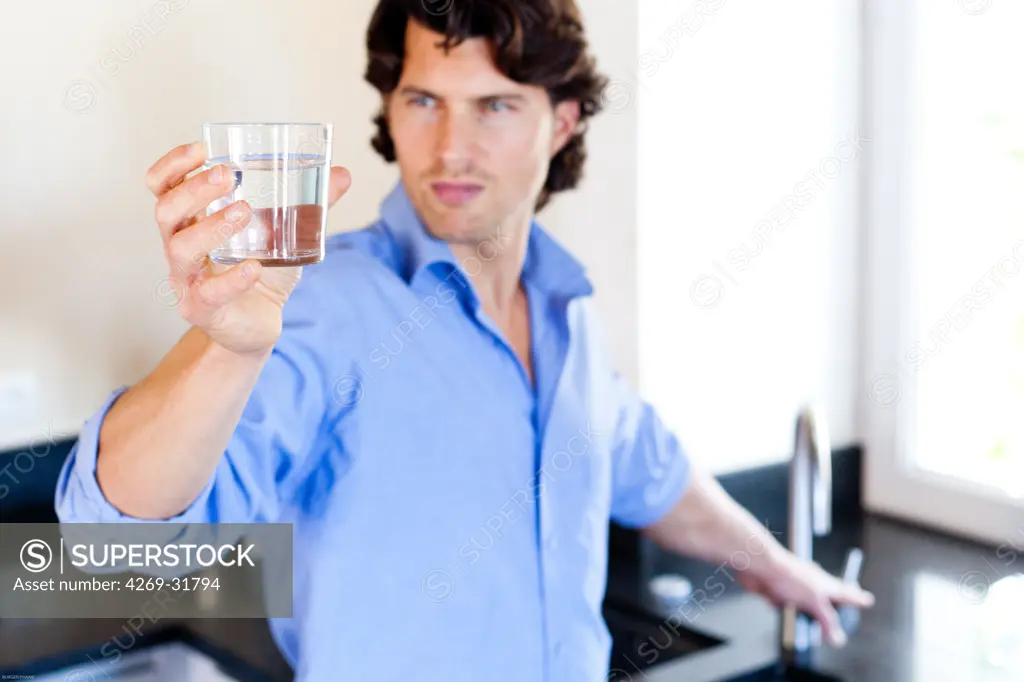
left=522, top=218, right=594, bottom=301
left=380, top=181, right=459, bottom=283
left=379, top=180, right=593, bottom=301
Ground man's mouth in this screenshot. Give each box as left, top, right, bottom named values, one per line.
left=430, top=181, right=484, bottom=207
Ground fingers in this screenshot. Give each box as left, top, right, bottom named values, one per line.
left=820, top=569, right=875, bottom=607
left=809, top=574, right=873, bottom=647
left=327, top=166, right=352, bottom=209
left=809, top=595, right=847, bottom=648
left=192, top=260, right=263, bottom=311
left=167, top=200, right=252, bottom=278
left=145, top=141, right=208, bottom=196
left=155, top=164, right=238, bottom=244
left=833, top=581, right=875, bottom=608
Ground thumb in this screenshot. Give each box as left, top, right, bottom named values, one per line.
left=834, top=580, right=875, bottom=609
left=327, top=166, right=353, bottom=209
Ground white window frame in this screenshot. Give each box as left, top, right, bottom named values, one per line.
left=859, top=0, right=1024, bottom=545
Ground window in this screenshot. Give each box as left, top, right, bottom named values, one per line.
left=863, top=0, right=1024, bottom=542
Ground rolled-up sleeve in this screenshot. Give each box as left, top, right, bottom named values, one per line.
left=54, top=387, right=218, bottom=524
left=607, top=371, right=692, bottom=529
left=55, top=274, right=345, bottom=526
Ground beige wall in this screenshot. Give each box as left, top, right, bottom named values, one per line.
left=0, top=0, right=639, bottom=450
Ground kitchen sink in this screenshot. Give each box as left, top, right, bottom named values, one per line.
left=603, top=601, right=724, bottom=673
left=721, top=663, right=845, bottom=682
left=601, top=601, right=846, bottom=682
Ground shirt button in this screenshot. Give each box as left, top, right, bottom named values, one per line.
left=553, top=642, right=563, bottom=657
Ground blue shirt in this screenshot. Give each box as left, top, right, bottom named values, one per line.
left=55, top=181, right=692, bottom=682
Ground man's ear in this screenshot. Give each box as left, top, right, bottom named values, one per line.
left=550, top=99, right=581, bottom=157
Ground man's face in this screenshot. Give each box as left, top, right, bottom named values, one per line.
left=386, top=21, right=579, bottom=245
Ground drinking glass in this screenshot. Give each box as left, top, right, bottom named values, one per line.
left=202, top=122, right=333, bottom=266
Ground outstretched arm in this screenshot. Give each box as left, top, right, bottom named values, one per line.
left=644, top=467, right=874, bottom=647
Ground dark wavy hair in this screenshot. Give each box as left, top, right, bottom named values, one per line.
left=364, top=0, right=608, bottom=211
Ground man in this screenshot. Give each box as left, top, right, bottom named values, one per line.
left=55, top=1, right=873, bottom=680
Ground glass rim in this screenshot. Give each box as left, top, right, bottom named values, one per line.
left=203, top=122, right=332, bottom=129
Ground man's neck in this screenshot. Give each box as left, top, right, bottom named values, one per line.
left=449, top=215, right=531, bottom=320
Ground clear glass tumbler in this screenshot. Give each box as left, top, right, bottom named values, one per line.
left=202, top=122, right=333, bottom=266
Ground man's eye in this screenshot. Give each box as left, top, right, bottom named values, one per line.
left=484, top=100, right=511, bottom=113
left=411, top=96, right=436, bottom=109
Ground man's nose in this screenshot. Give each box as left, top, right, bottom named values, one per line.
left=436, top=109, right=477, bottom=166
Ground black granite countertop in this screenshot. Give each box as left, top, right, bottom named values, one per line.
left=3, top=513, right=1023, bottom=681
left=624, top=513, right=1024, bottom=682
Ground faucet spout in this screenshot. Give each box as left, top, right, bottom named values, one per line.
left=780, top=404, right=833, bottom=668
left=797, top=406, right=832, bottom=539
